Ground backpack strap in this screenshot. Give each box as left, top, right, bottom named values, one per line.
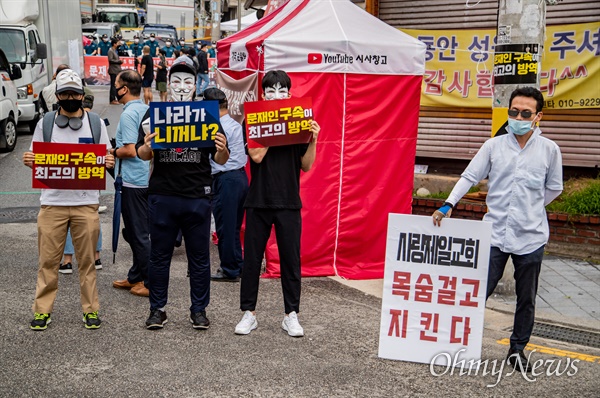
left=86, top=111, right=102, bottom=144
left=42, top=111, right=57, bottom=142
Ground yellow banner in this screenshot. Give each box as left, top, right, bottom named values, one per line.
left=401, top=22, right=600, bottom=109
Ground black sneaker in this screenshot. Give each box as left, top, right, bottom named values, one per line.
left=146, top=309, right=167, bottom=330
left=59, top=262, right=73, bottom=274
left=95, top=259, right=103, bottom=270
left=190, top=311, right=210, bottom=330
left=83, top=311, right=102, bottom=329
left=30, top=313, right=51, bottom=331
left=506, top=348, right=533, bottom=373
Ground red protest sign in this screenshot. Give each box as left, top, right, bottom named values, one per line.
left=32, top=142, right=107, bottom=190
left=244, top=97, right=313, bottom=148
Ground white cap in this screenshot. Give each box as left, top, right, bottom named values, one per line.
left=55, top=69, right=84, bottom=95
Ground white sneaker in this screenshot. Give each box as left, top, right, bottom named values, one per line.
left=282, top=311, right=304, bottom=337
left=235, top=311, right=257, bottom=335
left=98, top=205, right=108, bottom=214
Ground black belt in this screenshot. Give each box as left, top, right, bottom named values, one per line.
left=213, top=167, right=245, bottom=178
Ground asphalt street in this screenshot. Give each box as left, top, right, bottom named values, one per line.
left=0, top=87, right=598, bottom=397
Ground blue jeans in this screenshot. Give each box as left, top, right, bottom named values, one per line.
left=212, top=169, right=248, bottom=278
left=196, top=73, right=209, bottom=96
left=486, top=245, right=545, bottom=351
left=148, top=194, right=211, bottom=313
left=64, top=226, right=102, bottom=255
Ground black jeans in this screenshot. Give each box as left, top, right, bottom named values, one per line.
left=121, top=186, right=150, bottom=286
left=109, top=73, right=117, bottom=102
left=241, top=208, right=302, bottom=314
left=486, top=245, right=545, bottom=351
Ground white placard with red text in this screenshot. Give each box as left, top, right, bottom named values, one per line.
left=378, top=214, right=491, bottom=366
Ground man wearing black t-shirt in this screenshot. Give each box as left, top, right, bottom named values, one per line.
left=139, top=46, right=154, bottom=104
left=136, top=58, right=229, bottom=331
left=235, top=70, right=320, bottom=338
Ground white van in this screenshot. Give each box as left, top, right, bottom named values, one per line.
left=0, top=48, right=21, bottom=152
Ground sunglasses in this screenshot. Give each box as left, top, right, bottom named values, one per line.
left=508, top=109, right=536, bottom=119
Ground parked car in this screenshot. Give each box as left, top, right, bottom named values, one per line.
left=142, top=23, right=178, bottom=42
left=82, top=22, right=121, bottom=40
left=0, top=48, right=21, bottom=152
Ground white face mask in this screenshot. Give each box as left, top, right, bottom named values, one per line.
left=134, top=39, right=139, bottom=43
left=264, top=83, right=289, bottom=100
left=166, top=42, right=171, bottom=47
left=102, top=38, right=108, bottom=42
left=120, top=41, right=125, bottom=45
left=169, top=72, right=196, bottom=102
left=150, top=37, right=155, bottom=42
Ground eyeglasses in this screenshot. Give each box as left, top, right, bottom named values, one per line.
left=57, top=92, right=83, bottom=100
left=508, top=109, right=536, bottom=119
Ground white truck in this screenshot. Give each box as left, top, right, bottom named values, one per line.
left=0, top=0, right=83, bottom=133
left=145, top=0, right=197, bottom=41
left=94, top=2, right=140, bottom=41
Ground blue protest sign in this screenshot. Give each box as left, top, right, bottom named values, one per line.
left=150, top=101, right=222, bottom=149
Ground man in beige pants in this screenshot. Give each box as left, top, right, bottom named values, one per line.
left=23, top=69, right=115, bottom=330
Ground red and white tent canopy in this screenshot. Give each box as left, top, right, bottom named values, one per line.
left=218, top=0, right=426, bottom=279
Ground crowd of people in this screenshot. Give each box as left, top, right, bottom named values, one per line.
left=92, top=34, right=216, bottom=105
left=22, top=61, right=321, bottom=340
left=23, top=49, right=562, bottom=373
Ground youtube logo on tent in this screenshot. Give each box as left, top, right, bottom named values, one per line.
left=307, top=53, right=322, bottom=64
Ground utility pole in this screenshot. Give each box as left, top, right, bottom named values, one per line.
left=210, top=0, right=221, bottom=41
left=491, top=0, right=546, bottom=136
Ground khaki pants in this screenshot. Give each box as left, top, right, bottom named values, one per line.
left=32, top=205, right=100, bottom=314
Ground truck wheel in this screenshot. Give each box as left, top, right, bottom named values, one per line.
left=0, top=115, right=18, bottom=153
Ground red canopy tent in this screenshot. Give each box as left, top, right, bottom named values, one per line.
left=217, top=0, right=426, bottom=279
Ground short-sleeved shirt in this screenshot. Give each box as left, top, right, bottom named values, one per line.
left=84, top=42, right=98, bottom=55
left=141, top=54, right=154, bottom=81
left=163, top=46, right=175, bottom=58
left=244, top=144, right=308, bottom=209
left=30, top=113, right=111, bottom=206
left=130, top=43, right=143, bottom=57
left=98, top=40, right=111, bottom=56
left=136, top=111, right=217, bottom=199
left=115, top=99, right=150, bottom=187
left=211, top=114, right=246, bottom=174
left=145, top=40, right=160, bottom=56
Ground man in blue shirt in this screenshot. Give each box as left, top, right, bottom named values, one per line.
left=117, top=36, right=130, bottom=57
left=144, top=33, right=160, bottom=56
left=110, top=69, right=151, bottom=297
left=176, top=38, right=187, bottom=52
left=162, top=39, right=176, bottom=58
left=98, top=34, right=111, bottom=56
left=84, top=35, right=98, bottom=55
left=205, top=88, right=248, bottom=282
left=433, top=87, right=563, bottom=373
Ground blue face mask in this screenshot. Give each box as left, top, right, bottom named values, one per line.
left=507, top=118, right=535, bottom=136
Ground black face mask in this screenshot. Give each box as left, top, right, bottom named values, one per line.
left=58, top=99, right=83, bottom=113
left=115, top=86, right=127, bottom=102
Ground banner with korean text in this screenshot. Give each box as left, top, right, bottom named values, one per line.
left=379, top=214, right=491, bottom=366
left=83, top=56, right=217, bottom=87
left=150, top=101, right=223, bottom=149
left=244, top=97, right=313, bottom=148
left=32, top=142, right=107, bottom=189
left=401, top=22, right=600, bottom=110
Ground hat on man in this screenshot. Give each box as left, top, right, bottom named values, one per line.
left=169, top=56, right=196, bottom=78
left=203, top=88, right=227, bottom=104
left=55, top=69, right=84, bottom=95
left=101, top=33, right=108, bottom=39
left=150, top=33, right=156, bottom=38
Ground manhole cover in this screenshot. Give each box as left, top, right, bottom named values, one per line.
left=508, top=322, right=600, bottom=349
left=0, top=207, right=39, bottom=224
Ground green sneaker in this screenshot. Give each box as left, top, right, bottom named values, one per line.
left=83, top=311, right=102, bottom=329
left=30, top=313, right=51, bottom=331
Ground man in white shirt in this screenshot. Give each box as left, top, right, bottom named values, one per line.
left=433, top=87, right=563, bottom=372
left=23, top=69, right=115, bottom=331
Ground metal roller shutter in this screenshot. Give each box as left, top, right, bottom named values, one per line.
left=378, top=0, right=600, bottom=168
